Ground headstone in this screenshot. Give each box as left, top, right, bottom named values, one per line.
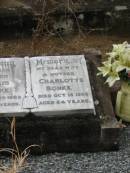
left=0, top=58, right=29, bottom=115
left=0, top=53, right=121, bottom=153
left=30, top=55, right=95, bottom=115
left=0, top=55, right=96, bottom=116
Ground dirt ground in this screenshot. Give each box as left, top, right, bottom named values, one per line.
left=0, top=33, right=130, bottom=59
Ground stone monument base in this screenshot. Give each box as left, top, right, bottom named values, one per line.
left=0, top=114, right=121, bottom=154
left=0, top=51, right=121, bottom=154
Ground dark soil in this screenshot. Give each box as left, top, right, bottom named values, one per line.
left=0, top=33, right=130, bottom=58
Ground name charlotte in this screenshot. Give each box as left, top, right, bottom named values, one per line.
left=39, top=78, right=84, bottom=91
left=39, top=78, right=84, bottom=84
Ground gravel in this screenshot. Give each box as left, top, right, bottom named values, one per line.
left=0, top=125, right=130, bottom=173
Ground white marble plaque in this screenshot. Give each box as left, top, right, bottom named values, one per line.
left=30, top=55, right=95, bottom=114
left=0, top=58, right=29, bottom=114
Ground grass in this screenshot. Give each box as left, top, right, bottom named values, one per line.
left=0, top=117, right=39, bottom=173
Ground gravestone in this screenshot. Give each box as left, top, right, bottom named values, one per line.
left=0, top=53, right=121, bottom=153
left=0, top=58, right=29, bottom=115
left=0, top=55, right=95, bottom=115
left=30, top=55, right=95, bottom=115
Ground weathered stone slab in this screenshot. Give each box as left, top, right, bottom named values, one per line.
left=30, top=55, right=95, bottom=115
left=0, top=55, right=96, bottom=116
left=0, top=58, right=29, bottom=115
left=0, top=52, right=121, bottom=154
left=0, top=3, right=34, bottom=35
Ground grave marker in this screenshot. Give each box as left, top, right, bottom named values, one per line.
left=0, top=53, right=121, bottom=153
left=30, top=55, right=95, bottom=115
left=0, top=55, right=96, bottom=116
left=0, top=58, right=29, bottom=115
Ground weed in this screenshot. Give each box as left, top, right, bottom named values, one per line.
left=33, top=0, right=83, bottom=37
left=0, top=117, right=39, bottom=173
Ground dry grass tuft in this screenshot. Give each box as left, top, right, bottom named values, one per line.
left=0, top=117, right=39, bottom=173
left=33, top=0, right=84, bottom=37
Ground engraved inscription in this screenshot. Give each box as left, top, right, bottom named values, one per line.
left=30, top=55, right=95, bottom=114
left=0, top=55, right=95, bottom=116
left=0, top=58, right=28, bottom=113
